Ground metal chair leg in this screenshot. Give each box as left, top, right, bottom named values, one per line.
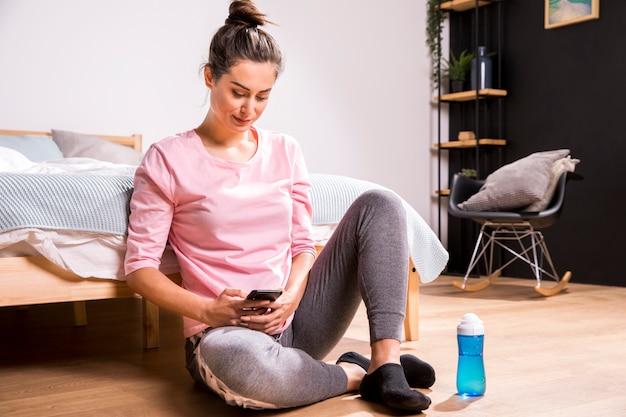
left=453, top=222, right=570, bottom=296
left=453, top=224, right=501, bottom=292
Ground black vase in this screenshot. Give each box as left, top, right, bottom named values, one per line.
left=470, top=46, right=493, bottom=90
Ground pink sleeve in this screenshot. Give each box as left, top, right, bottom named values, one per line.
left=290, top=144, right=316, bottom=257
left=124, top=147, right=175, bottom=275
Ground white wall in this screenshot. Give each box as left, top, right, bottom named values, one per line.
left=0, top=0, right=443, bottom=231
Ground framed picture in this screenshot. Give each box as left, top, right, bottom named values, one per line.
left=545, top=0, right=599, bottom=29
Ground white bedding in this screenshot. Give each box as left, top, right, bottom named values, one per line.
left=0, top=146, right=137, bottom=175
left=0, top=229, right=180, bottom=279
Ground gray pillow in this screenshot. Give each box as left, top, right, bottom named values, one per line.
left=51, top=129, right=143, bottom=165
left=522, top=156, right=579, bottom=212
left=459, top=149, right=570, bottom=211
left=0, top=134, right=64, bottom=162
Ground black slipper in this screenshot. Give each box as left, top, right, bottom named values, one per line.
left=336, top=351, right=436, bottom=388
left=359, top=363, right=431, bottom=413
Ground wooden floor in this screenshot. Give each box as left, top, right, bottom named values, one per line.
left=1, top=275, right=625, bottom=416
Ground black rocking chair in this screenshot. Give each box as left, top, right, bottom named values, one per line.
left=447, top=172, right=582, bottom=296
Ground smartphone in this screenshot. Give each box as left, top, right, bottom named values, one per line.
left=246, top=289, right=283, bottom=301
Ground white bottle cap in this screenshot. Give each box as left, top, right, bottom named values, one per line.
left=457, top=313, right=485, bottom=336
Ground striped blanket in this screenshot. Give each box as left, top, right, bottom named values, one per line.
left=0, top=173, right=134, bottom=235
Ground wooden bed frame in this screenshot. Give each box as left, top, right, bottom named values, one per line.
left=0, top=129, right=420, bottom=348
left=0, top=129, right=167, bottom=347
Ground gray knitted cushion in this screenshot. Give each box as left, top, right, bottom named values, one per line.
left=459, top=149, right=570, bottom=212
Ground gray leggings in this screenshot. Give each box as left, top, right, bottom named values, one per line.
left=185, top=190, right=409, bottom=409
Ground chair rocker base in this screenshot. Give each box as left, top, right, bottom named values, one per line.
left=451, top=221, right=572, bottom=296
left=453, top=270, right=571, bottom=296
left=534, top=271, right=571, bottom=296
left=453, top=269, right=501, bottom=292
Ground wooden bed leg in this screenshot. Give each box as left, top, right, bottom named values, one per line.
left=73, top=301, right=87, bottom=327
left=404, top=259, right=420, bottom=341
left=143, top=298, right=160, bottom=349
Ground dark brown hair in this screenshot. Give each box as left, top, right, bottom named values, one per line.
left=206, top=0, right=283, bottom=81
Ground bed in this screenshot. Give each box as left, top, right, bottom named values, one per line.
left=0, top=128, right=175, bottom=348
left=0, top=129, right=448, bottom=347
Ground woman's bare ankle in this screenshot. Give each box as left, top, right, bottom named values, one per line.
left=338, top=362, right=366, bottom=392
left=369, top=339, right=401, bottom=372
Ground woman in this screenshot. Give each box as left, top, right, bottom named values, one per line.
left=124, top=0, right=434, bottom=412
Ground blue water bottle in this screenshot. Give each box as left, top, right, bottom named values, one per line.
left=456, top=313, right=486, bottom=397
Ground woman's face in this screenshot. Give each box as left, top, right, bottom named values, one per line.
left=205, top=60, right=276, bottom=133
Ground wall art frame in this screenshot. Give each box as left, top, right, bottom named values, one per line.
left=545, top=0, right=599, bottom=29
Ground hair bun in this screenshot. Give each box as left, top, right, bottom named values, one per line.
left=207, top=0, right=283, bottom=81
left=226, top=13, right=255, bottom=27
left=225, top=0, right=270, bottom=28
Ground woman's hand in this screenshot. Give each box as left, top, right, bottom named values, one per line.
left=239, top=252, right=315, bottom=334
left=240, top=289, right=298, bottom=334
left=201, top=288, right=271, bottom=328
left=207, top=251, right=315, bottom=333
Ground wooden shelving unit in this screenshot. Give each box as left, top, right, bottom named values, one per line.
left=435, top=139, right=506, bottom=149
left=440, top=0, right=492, bottom=12
left=433, top=138, right=506, bottom=196
left=436, top=89, right=507, bottom=102
left=433, top=0, right=506, bottom=240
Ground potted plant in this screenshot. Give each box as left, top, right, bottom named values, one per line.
left=426, top=0, right=445, bottom=91
left=444, top=49, right=475, bottom=93
left=459, top=168, right=478, bottom=179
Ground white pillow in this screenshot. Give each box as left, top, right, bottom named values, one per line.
left=0, top=146, right=37, bottom=171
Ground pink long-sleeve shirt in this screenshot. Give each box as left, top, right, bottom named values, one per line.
left=124, top=128, right=316, bottom=337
